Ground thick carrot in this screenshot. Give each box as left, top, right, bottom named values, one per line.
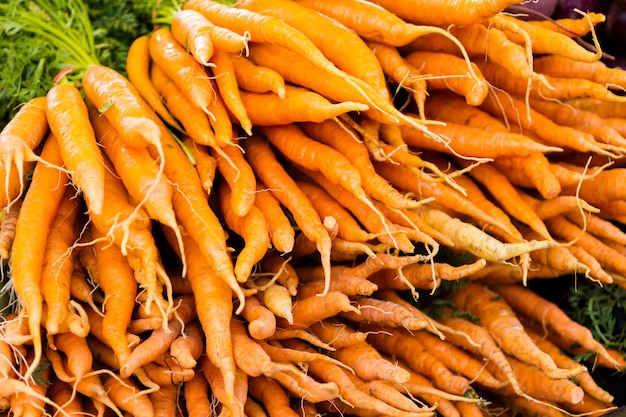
left=45, top=83, right=105, bottom=215
left=53, top=332, right=93, bottom=382
left=366, top=326, right=469, bottom=395
left=240, top=86, right=368, bottom=126
left=214, top=138, right=256, bottom=217
left=218, top=181, right=271, bottom=283
left=248, top=375, right=299, bottom=417
left=148, top=27, right=215, bottom=115
left=171, top=9, right=215, bottom=66
left=0, top=96, right=48, bottom=208
left=40, top=186, right=80, bottom=335
left=210, top=50, right=253, bottom=134
left=404, top=51, right=489, bottom=106
left=243, top=134, right=332, bottom=294
left=239, top=295, right=276, bottom=340
left=126, top=35, right=182, bottom=131
left=254, top=184, right=295, bottom=254
left=366, top=0, right=522, bottom=26
left=287, top=291, right=359, bottom=329
left=492, top=284, right=622, bottom=370
left=231, top=54, right=286, bottom=98
left=453, top=282, right=586, bottom=380
left=493, top=153, right=563, bottom=200
left=9, top=133, right=68, bottom=380
left=262, top=284, right=293, bottom=324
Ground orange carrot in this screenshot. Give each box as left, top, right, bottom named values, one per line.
left=218, top=181, right=271, bottom=283
left=0, top=96, right=48, bottom=208
left=214, top=138, right=256, bottom=217
left=493, top=153, right=563, bottom=200
left=309, top=318, right=368, bottom=349
left=0, top=198, right=22, bottom=260
left=248, top=375, right=299, bottom=417
left=528, top=12, right=606, bottom=37
left=53, top=332, right=93, bottom=381
left=453, top=282, right=586, bottom=380
left=40, top=187, right=80, bottom=335
left=239, top=295, right=276, bottom=340
left=169, top=320, right=204, bottom=369
left=424, top=91, right=509, bottom=131
left=9, top=133, right=68, bottom=380
left=366, top=326, right=469, bottom=395
left=254, top=185, right=295, bottom=254
left=210, top=50, right=253, bottom=134
left=149, top=27, right=215, bottom=115
left=184, top=373, right=213, bottom=417
left=564, top=210, right=626, bottom=246
left=231, top=54, right=286, bottom=98
left=104, top=376, right=155, bottom=417
left=404, top=51, right=489, bottom=106
left=45, top=83, right=105, bottom=215
left=243, top=134, right=332, bottom=295
left=171, top=9, right=215, bottom=66
left=184, top=138, right=218, bottom=195
left=126, top=34, right=182, bottom=131
left=492, top=284, right=622, bottom=370
left=534, top=55, right=626, bottom=90
left=287, top=291, right=359, bottom=329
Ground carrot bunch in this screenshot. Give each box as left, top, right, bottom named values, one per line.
left=1, top=0, right=626, bottom=415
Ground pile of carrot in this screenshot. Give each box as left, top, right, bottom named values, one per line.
left=1, top=0, right=626, bottom=415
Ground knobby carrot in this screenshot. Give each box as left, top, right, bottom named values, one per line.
left=45, top=83, right=105, bottom=215
left=10, top=133, right=68, bottom=380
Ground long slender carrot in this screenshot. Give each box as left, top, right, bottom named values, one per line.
left=126, top=35, right=183, bottom=131
left=342, top=297, right=431, bottom=331
left=254, top=184, right=295, bottom=254
left=214, top=138, right=256, bottom=217
left=184, top=138, right=218, bottom=195
left=0, top=96, right=48, bottom=208
left=243, top=134, right=332, bottom=295
left=45, top=83, right=105, bottom=215
left=10, top=133, right=68, bottom=380
left=40, top=186, right=80, bottom=336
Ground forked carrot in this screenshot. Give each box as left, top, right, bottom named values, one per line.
left=9, top=133, right=68, bottom=380
left=243, top=134, right=332, bottom=295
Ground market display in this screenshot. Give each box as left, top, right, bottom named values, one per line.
left=0, top=0, right=625, bottom=416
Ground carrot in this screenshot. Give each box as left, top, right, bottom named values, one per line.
left=248, top=375, right=299, bottom=417
left=465, top=162, right=552, bottom=240
left=9, top=133, right=68, bottom=380
left=88, top=103, right=181, bottom=243
left=297, top=269, right=378, bottom=299
left=287, top=291, right=359, bottom=329
left=53, top=332, right=93, bottom=382
left=564, top=210, right=626, bottom=246
left=262, top=284, right=293, bottom=324
left=0, top=97, right=48, bottom=208
left=240, top=86, right=368, bottom=126
left=150, top=384, right=178, bottom=417
left=262, top=253, right=298, bottom=296
left=493, top=153, right=563, bottom=200
left=184, top=138, right=218, bottom=195
left=45, top=84, right=105, bottom=215
left=218, top=182, right=270, bottom=283
left=453, top=283, right=586, bottom=380
left=413, top=330, right=505, bottom=390
left=126, top=35, right=182, bottom=131
left=400, top=121, right=561, bottom=159
left=171, top=9, right=215, bottom=66
left=534, top=55, right=626, bottom=90
left=366, top=326, right=470, bottom=395
left=169, top=320, right=204, bottom=369
left=40, top=187, right=81, bottom=336
left=528, top=12, right=606, bottom=37
left=366, top=0, right=522, bottom=26
left=301, top=119, right=422, bottom=210
left=143, top=361, right=195, bottom=386
left=424, top=91, right=508, bottom=131
left=148, top=27, right=215, bottom=115
left=254, top=185, right=295, bottom=254
left=522, top=192, right=598, bottom=221
left=492, top=284, right=622, bottom=370
left=47, top=377, right=84, bottom=416
left=404, top=51, right=489, bottom=106
left=184, top=373, right=213, bottom=417
left=104, top=376, right=155, bottom=417
left=369, top=259, right=488, bottom=293
left=210, top=50, right=253, bottom=134
left=341, top=297, right=431, bottom=331
left=270, top=369, right=340, bottom=404
left=243, top=134, right=332, bottom=295
left=214, top=138, right=256, bottom=217
left=165, top=229, right=238, bottom=404
left=230, top=54, right=286, bottom=98
left=560, top=167, right=626, bottom=205
left=239, top=295, right=276, bottom=340
left=496, top=13, right=602, bottom=63
left=546, top=215, right=626, bottom=279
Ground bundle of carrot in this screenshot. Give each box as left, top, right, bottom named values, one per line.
left=1, top=0, right=626, bottom=415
